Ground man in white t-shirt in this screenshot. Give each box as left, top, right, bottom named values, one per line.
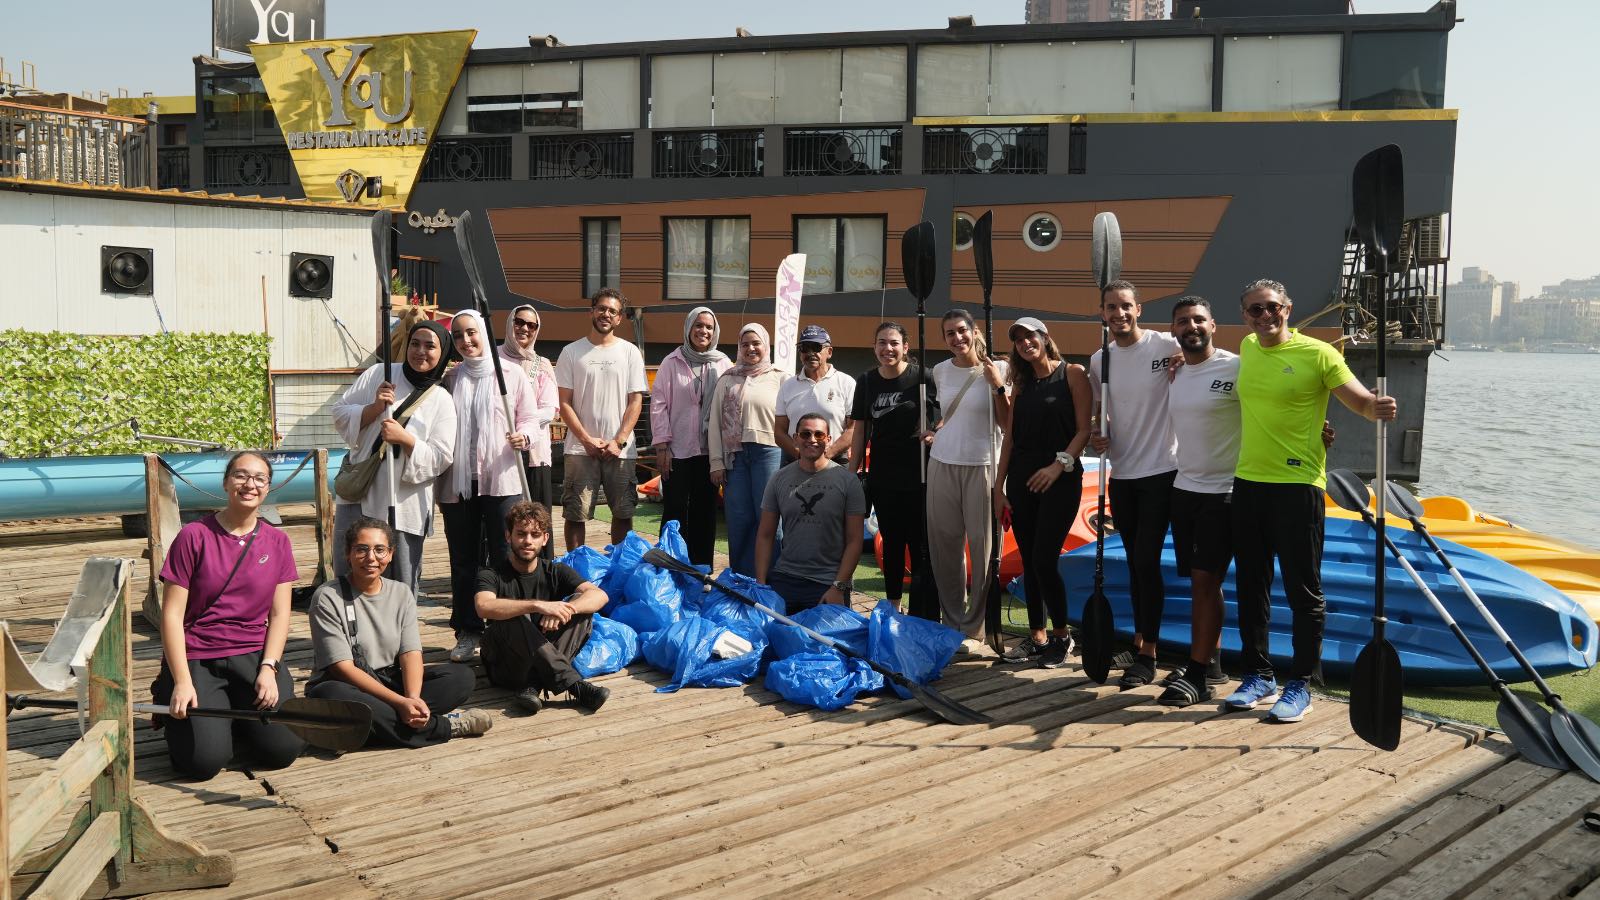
left=774, top=324, right=856, bottom=463
left=555, top=288, right=648, bottom=551
left=1088, top=280, right=1180, bottom=690
left=1156, top=297, right=1238, bottom=707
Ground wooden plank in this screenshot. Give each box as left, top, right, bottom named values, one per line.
left=89, top=565, right=135, bottom=870
left=1368, top=771, right=1600, bottom=899
left=2, top=624, right=9, bottom=900
left=30, top=810, right=118, bottom=900
left=312, top=448, right=333, bottom=585
left=1463, top=817, right=1600, bottom=900
left=7, top=720, right=117, bottom=859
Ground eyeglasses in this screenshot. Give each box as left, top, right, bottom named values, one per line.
left=796, top=429, right=828, bottom=440
left=593, top=306, right=622, bottom=318
left=351, top=544, right=392, bottom=557
left=1246, top=302, right=1287, bottom=319
left=798, top=342, right=825, bottom=353
left=512, top=319, right=539, bottom=330
left=227, top=472, right=270, bottom=488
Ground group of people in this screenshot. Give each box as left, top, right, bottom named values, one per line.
left=149, top=277, right=1393, bottom=780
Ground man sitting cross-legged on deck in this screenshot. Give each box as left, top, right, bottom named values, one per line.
left=307, top=516, right=492, bottom=747
left=755, top=413, right=866, bottom=614
left=476, top=500, right=612, bottom=715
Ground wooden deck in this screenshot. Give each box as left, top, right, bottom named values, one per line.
left=5, top=508, right=1600, bottom=899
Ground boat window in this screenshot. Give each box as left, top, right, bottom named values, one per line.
left=1222, top=35, right=1342, bottom=111
left=583, top=218, right=622, bottom=299
left=941, top=39, right=1209, bottom=116
left=715, top=52, right=777, bottom=126
left=201, top=75, right=276, bottom=142
left=775, top=49, right=843, bottom=125
left=652, top=54, right=714, bottom=128
left=918, top=45, right=992, bottom=117
left=841, top=47, right=906, bottom=123
left=1347, top=31, right=1447, bottom=110
left=795, top=216, right=887, bottom=294
left=1132, top=38, right=1212, bottom=113
left=953, top=213, right=975, bottom=252
left=665, top=217, right=749, bottom=300
left=582, top=58, right=640, bottom=131
left=466, top=65, right=526, bottom=134
left=1023, top=212, right=1061, bottom=252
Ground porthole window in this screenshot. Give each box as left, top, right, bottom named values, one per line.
left=1023, top=212, right=1060, bottom=252
left=953, top=212, right=974, bottom=251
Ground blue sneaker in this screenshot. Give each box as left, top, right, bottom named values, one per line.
left=1268, top=679, right=1312, bottom=722
left=1223, top=674, right=1280, bottom=711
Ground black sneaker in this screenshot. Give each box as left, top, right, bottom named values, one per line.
left=514, top=687, right=545, bottom=715
left=1038, top=634, right=1073, bottom=669
left=1118, top=655, right=1158, bottom=689
left=1001, top=637, right=1047, bottom=662
left=569, top=680, right=610, bottom=712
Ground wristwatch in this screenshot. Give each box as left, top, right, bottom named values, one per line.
left=259, top=658, right=280, bottom=672
left=1055, top=450, right=1076, bottom=468
left=994, top=386, right=1006, bottom=395
left=831, top=580, right=854, bottom=594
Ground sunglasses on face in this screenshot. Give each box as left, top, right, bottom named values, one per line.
left=798, top=342, right=824, bottom=353
left=796, top=429, right=828, bottom=440
left=512, top=319, right=539, bottom=330
left=1246, top=303, right=1287, bottom=318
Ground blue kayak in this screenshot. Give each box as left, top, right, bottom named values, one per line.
left=0, top=449, right=346, bottom=521
left=1035, top=516, right=1598, bottom=687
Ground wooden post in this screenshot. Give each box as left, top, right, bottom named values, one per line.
left=2, top=624, right=10, bottom=900
left=142, top=453, right=181, bottom=629
left=313, top=448, right=334, bottom=585
left=89, top=569, right=135, bottom=871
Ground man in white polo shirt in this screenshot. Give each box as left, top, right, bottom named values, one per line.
left=1088, top=279, right=1180, bottom=690
left=774, top=324, right=856, bottom=464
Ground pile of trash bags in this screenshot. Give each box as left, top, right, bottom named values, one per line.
left=560, top=520, right=965, bottom=710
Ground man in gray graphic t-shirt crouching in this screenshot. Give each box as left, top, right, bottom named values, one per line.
left=755, top=413, right=866, bottom=613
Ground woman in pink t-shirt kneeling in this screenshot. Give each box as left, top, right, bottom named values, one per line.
left=151, top=451, right=305, bottom=779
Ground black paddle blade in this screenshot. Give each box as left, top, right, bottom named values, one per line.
left=371, top=209, right=393, bottom=291
left=900, top=221, right=937, bottom=302
left=1349, top=640, right=1404, bottom=750
left=1325, top=468, right=1373, bottom=514
left=1091, top=212, right=1122, bottom=290
left=899, top=674, right=992, bottom=726
left=1352, top=144, right=1404, bottom=275
left=973, top=211, right=995, bottom=295
left=1079, top=589, right=1114, bottom=684
left=1552, top=710, right=1600, bottom=783
left=1496, top=694, right=1572, bottom=772
left=276, top=697, right=374, bottom=753
left=454, top=210, right=491, bottom=309
left=983, top=564, right=1004, bottom=654
left=1382, top=480, right=1426, bottom=521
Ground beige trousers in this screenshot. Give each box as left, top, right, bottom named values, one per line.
left=925, top=458, right=996, bottom=639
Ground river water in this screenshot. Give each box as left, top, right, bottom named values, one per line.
left=1417, top=351, right=1600, bottom=546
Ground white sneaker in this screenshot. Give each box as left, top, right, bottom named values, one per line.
left=449, top=634, right=481, bottom=663
left=446, top=709, right=493, bottom=738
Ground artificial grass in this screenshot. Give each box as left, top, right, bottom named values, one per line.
left=596, top=501, right=1600, bottom=732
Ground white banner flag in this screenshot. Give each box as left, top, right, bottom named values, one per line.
left=771, top=253, right=807, bottom=377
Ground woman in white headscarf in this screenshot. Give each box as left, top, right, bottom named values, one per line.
left=707, top=323, right=789, bottom=576
left=649, top=307, right=731, bottom=566
left=499, top=304, right=560, bottom=548
left=437, top=309, right=538, bottom=664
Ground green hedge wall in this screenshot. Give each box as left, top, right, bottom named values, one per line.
left=0, top=330, right=272, bottom=458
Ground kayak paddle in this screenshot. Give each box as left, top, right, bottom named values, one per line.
left=1382, top=481, right=1597, bottom=781
left=1347, top=144, right=1405, bottom=751
left=640, top=549, right=992, bottom=726
left=1080, top=211, right=1121, bottom=685
left=455, top=210, right=533, bottom=504
left=1326, top=471, right=1569, bottom=769
left=370, top=209, right=399, bottom=533
left=7, top=694, right=375, bottom=753
left=900, top=220, right=939, bottom=620
left=973, top=210, right=1007, bottom=655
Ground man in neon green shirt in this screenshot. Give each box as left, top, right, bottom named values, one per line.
left=1223, top=279, right=1397, bottom=723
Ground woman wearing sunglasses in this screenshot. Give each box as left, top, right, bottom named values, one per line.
left=151, top=451, right=305, bottom=779
left=499, top=305, right=561, bottom=541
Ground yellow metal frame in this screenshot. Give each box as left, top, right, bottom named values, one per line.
left=914, top=109, right=1459, bottom=126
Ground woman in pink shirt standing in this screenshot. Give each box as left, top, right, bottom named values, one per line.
left=152, top=450, right=305, bottom=780
left=650, top=307, right=731, bottom=565
left=499, top=304, right=560, bottom=556
left=438, top=309, right=539, bottom=663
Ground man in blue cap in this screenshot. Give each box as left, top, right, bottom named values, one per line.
left=775, top=324, right=857, bottom=465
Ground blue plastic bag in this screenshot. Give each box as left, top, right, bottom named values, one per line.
left=654, top=519, right=708, bottom=602
left=612, top=564, right=683, bottom=634
left=556, top=546, right=611, bottom=588
left=572, top=614, right=639, bottom=678
left=601, top=531, right=652, bottom=602
left=767, top=604, right=870, bottom=660
left=764, top=652, right=885, bottom=711
left=703, top=570, right=784, bottom=637
left=866, top=599, right=963, bottom=699
left=642, top=617, right=765, bottom=692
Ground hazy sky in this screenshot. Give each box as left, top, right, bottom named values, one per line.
left=5, top=1, right=1594, bottom=293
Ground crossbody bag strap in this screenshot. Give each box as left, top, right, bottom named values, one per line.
left=365, top=383, right=439, bottom=457
left=213, top=522, right=260, bottom=600
left=939, top=366, right=983, bottom=425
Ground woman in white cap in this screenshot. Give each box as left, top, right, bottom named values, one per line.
left=650, top=307, right=731, bottom=565
left=708, top=323, right=788, bottom=575
left=994, top=317, right=1091, bottom=668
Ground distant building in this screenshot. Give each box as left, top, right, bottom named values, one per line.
left=1501, top=273, right=1600, bottom=343
left=1447, top=267, right=1507, bottom=343
left=1026, top=0, right=1167, bottom=24
left=1537, top=274, right=1600, bottom=302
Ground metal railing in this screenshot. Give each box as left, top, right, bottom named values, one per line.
left=784, top=128, right=902, bottom=176
left=203, top=144, right=292, bottom=190
left=652, top=129, right=763, bottom=178
left=923, top=126, right=1048, bottom=175
left=157, top=147, right=191, bottom=190
left=419, top=137, right=513, bottom=182
left=397, top=254, right=440, bottom=305
left=0, top=100, right=153, bottom=187
left=529, top=132, right=633, bottom=180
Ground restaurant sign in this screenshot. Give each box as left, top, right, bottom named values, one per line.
left=251, top=30, right=474, bottom=206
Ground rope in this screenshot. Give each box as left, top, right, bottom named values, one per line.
left=156, top=450, right=315, bottom=502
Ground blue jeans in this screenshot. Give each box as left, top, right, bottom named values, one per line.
left=724, top=442, right=782, bottom=576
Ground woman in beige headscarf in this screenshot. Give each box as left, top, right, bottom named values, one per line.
left=498, top=304, right=560, bottom=535
left=707, top=323, right=788, bottom=576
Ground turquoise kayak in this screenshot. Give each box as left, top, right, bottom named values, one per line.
left=0, top=449, right=346, bottom=522
left=1030, top=516, right=1598, bottom=687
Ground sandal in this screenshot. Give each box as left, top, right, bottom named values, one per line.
left=1157, top=675, right=1215, bottom=708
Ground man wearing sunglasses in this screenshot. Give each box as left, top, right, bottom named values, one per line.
left=755, top=413, right=866, bottom=614
left=1224, top=278, right=1397, bottom=724
left=775, top=325, right=857, bottom=465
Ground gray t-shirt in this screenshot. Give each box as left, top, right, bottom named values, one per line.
left=309, top=578, right=422, bottom=677
left=761, top=460, right=866, bottom=584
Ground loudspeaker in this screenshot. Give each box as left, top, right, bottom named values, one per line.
left=289, top=252, right=334, bottom=299
left=101, top=246, right=154, bottom=295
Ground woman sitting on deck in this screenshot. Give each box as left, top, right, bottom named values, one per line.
left=305, top=517, right=492, bottom=747
left=152, top=451, right=305, bottom=780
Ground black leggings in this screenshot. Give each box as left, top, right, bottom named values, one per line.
left=1232, top=479, right=1327, bottom=681
left=1007, top=466, right=1084, bottom=632
left=871, top=481, right=935, bottom=619
left=661, top=454, right=718, bottom=567
left=151, top=651, right=304, bottom=780
left=441, top=488, right=518, bottom=636
left=1108, top=470, right=1176, bottom=649
left=306, top=662, right=475, bottom=749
